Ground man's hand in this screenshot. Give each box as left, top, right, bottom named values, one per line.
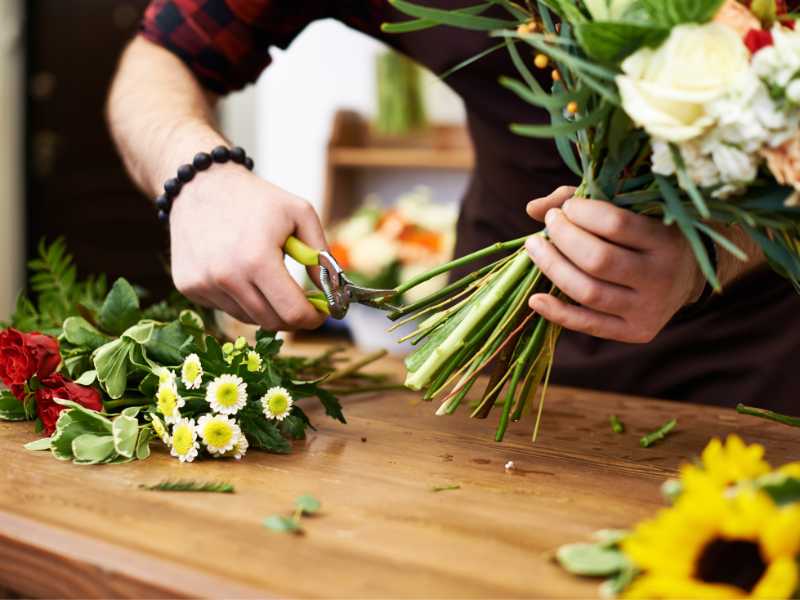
left=170, top=167, right=327, bottom=330
left=525, top=186, right=706, bottom=343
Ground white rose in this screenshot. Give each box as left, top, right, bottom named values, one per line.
left=583, top=0, right=637, bottom=21
left=617, top=23, right=750, bottom=142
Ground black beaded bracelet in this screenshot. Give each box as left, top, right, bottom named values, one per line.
left=155, top=145, right=254, bottom=222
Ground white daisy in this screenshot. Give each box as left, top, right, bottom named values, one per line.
left=225, top=434, right=249, bottom=460
left=181, top=353, right=204, bottom=389
left=156, top=381, right=185, bottom=424
left=150, top=413, right=171, bottom=445
left=205, top=374, right=247, bottom=415
left=196, top=414, right=241, bottom=455
left=261, top=386, right=294, bottom=421
left=156, top=367, right=176, bottom=387
left=170, top=418, right=199, bottom=462
left=245, top=351, right=263, bottom=373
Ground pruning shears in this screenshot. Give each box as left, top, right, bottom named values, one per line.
left=283, top=236, right=398, bottom=320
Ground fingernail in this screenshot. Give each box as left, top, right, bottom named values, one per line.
left=526, top=236, right=540, bottom=256
left=545, top=208, right=559, bottom=226
left=562, top=198, right=572, bottom=212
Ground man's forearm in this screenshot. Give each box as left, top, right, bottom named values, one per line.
left=107, top=36, right=227, bottom=197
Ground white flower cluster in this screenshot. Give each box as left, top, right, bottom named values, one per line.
left=150, top=342, right=294, bottom=463
left=620, top=23, right=800, bottom=199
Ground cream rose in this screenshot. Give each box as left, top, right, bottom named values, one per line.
left=616, top=23, right=750, bottom=142
left=583, top=0, right=637, bottom=21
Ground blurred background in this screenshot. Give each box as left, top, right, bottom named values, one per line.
left=0, top=1, right=473, bottom=351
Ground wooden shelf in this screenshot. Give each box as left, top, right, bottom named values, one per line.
left=322, top=110, right=474, bottom=225
left=329, top=147, right=474, bottom=170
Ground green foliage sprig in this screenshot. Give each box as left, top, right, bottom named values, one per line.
left=139, top=480, right=235, bottom=493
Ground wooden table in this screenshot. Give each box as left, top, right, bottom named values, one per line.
left=1, top=375, right=798, bottom=598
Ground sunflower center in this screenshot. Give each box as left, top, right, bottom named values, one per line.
left=216, top=383, right=239, bottom=407
left=695, top=538, right=766, bottom=593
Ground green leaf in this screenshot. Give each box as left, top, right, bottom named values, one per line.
left=388, top=0, right=516, bottom=30
left=575, top=21, right=667, bottom=63
left=74, top=370, right=98, bottom=386
left=62, top=316, right=111, bottom=350
left=240, top=418, right=291, bottom=454
left=121, top=321, right=155, bottom=345
left=140, top=479, right=235, bottom=493
left=263, top=515, right=302, bottom=534
left=556, top=542, right=629, bottom=576
left=382, top=1, right=493, bottom=33
left=135, top=428, right=152, bottom=460
left=639, top=0, right=726, bottom=26
left=315, top=388, right=347, bottom=424
left=98, top=278, right=141, bottom=335
left=112, top=414, right=139, bottom=458
left=24, top=437, right=52, bottom=451
left=144, top=321, right=191, bottom=366
left=760, top=476, right=800, bottom=506
left=0, top=391, right=28, bottom=421
left=295, top=494, right=321, bottom=515
left=71, top=433, right=116, bottom=464
left=93, top=338, right=133, bottom=399
left=511, top=103, right=613, bottom=138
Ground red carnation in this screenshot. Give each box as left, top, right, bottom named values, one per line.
left=745, top=28, right=775, bottom=53
left=35, top=374, right=103, bottom=435
left=0, top=328, right=61, bottom=400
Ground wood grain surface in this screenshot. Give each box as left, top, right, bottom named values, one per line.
left=0, top=363, right=798, bottom=599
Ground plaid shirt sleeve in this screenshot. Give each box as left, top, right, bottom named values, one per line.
left=140, top=0, right=333, bottom=94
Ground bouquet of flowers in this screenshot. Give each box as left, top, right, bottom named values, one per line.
left=383, top=0, right=800, bottom=441
left=328, top=187, right=457, bottom=304
left=0, top=240, right=380, bottom=465
left=555, top=435, right=800, bottom=598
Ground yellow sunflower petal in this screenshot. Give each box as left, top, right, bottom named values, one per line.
left=721, top=491, right=777, bottom=539
left=751, top=557, right=799, bottom=600
left=777, top=463, right=800, bottom=479
left=761, top=504, right=800, bottom=561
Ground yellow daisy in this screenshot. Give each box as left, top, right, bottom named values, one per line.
left=181, top=353, right=204, bottom=390
left=680, top=435, right=772, bottom=492
left=246, top=351, right=263, bottom=373
left=622, top=481, right=800, bottom=599
left=170, top=418, right=199, bottom=463
left=196, top=414, right=240, bottom=455
left=205, top=374, right=247, bottom=415
left=156, top=381, right=185, bottom=424
left=261, top=386, right=293, bottom=421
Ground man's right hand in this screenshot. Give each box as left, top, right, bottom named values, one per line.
left=169, top=166, right=328, bottom=331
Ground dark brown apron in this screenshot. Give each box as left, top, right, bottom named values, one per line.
left=347, top=1, right=800, bottom=413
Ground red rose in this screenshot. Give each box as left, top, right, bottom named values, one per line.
left=35, top=374, right=103, bottom=435
left=745, top=28, right=775, bottom=53
left=0, top=328, right=61, bottom=400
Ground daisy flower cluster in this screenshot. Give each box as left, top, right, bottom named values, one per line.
left=148, top=336, right=298, bottom=463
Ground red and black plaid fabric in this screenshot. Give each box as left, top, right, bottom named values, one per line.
left=141, top=0, right=385, bottom=94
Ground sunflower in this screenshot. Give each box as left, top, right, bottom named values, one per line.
left=622, top=479, right=800, bottom=599
left=680, top=435, right=772, bottom=492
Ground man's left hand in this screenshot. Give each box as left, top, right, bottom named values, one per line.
left=525, top=186, right=707, bottom=344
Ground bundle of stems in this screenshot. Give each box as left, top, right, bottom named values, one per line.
left=387, top=234, right=562, bottom=442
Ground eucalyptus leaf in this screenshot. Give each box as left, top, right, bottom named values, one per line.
left=62, top=316, right=111, bottom=350
left=24, top=437, right=52, bottom=451
left=71, top=433, right=116, bottom=464
left=98, top=278, right=141, bottom=335
left=112, top=414, right=140, bottom=458
left=556, top=542, right=628, bottom=576
left=93, top=338, right=133, bottom=399
left=263, top=515, right=302, bottom=534
left=74, top=370, right=98, bottom=386
left=295, top=494, right=321, bottom=515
